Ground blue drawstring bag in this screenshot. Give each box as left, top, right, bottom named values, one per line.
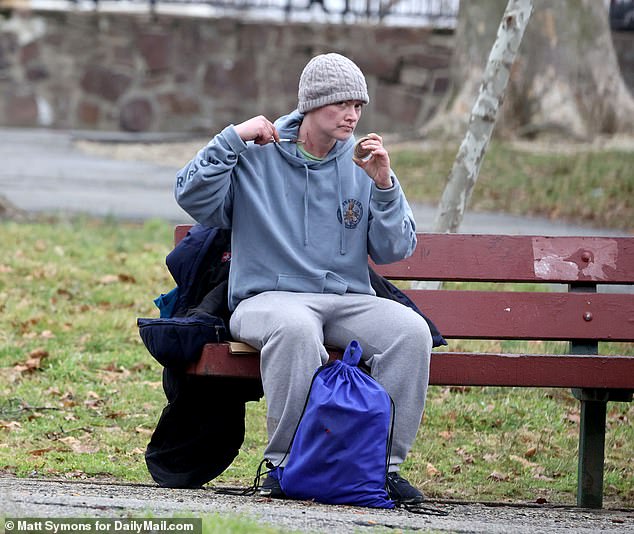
left=279, top=340, right=395, bottom=508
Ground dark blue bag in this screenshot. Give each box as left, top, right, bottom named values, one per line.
left=279, top=340, right=395, bottom=508
left=137, top=313, right=227, bottom=368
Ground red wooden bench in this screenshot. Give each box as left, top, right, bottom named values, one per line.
left=175, top=224, right=634, bottom=508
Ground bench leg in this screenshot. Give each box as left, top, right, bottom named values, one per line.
left=572, top=388, right=633, bottom=509
left=575, top=393, right=607, bottom=509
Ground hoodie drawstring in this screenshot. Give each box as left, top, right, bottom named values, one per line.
left=303, top=163, right=310, bottom=247
left=336, top=158, right=346, bottom=255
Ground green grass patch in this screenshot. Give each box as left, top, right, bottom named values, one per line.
left=1, top=217, right=632, bottom=509
left=391, top=142, right=634, bottom=230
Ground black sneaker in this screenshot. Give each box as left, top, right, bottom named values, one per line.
left=258, top=474, right=286, bottom=499
left=386, top=472, right=425, bottom=504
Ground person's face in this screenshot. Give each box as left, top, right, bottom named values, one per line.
left=310, top=100, right=364, bottom=141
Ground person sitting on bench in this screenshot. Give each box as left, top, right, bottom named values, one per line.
left=174, top=53, right=432, bottom=504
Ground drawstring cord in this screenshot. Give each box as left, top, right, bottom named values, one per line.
left=336, top=158, right=346, bottom=255
left=303, top=164, right=310, bottom=246
left=213, top=457, right=271, bottom=496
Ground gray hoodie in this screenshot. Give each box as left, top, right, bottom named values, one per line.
left=175, top=110, right=417, bottom=311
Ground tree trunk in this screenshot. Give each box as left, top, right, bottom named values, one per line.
left=433, top=0, right=532, bottom=234
left=424, top=0, right=634, bottom=141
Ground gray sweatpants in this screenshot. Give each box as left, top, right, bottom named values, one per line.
left=229, top=291, right=432, bottom=470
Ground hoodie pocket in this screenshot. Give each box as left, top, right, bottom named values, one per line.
left=275, top=272, right=348, bottom=294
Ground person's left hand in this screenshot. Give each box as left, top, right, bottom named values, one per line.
left=353, top=133, right=392, bottom=189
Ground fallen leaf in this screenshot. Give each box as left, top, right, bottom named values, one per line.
left=135, top=426, right=153, bottom=435
left=524, top=447, right=537, bottom=458
left=60, top=391, right=76, bottom=408
left=0, top=420, right=22, bottom=431
left=438, top=430, right=453, bottom=440
left=488, top=471, right=509, bottom=482
left=455, top=448, right=475, bottom=464
left=13, top=348, right=49, bottom=374
left=28, top=447, right=58, bottom=456
left=452, top=464, right=462, bottom=474
left=426, top=462, right=441, bottom=477
left=99, top=273, right=136, bottom=284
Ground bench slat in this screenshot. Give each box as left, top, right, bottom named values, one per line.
left=373, top=234, right=634, bottom=284
left=175, top=226, right=634, bottom=284
left=187, top=343, right=634, bottom=389
left=406, top=290, right=634, bottom=341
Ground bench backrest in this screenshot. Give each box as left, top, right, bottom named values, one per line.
left=174, top=225, right=634, bottom=347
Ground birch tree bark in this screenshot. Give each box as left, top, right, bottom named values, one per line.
left=433, top=0, right=533, bottom=234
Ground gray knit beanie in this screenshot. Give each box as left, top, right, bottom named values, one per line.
left=298, top=53, right=369, bottom=114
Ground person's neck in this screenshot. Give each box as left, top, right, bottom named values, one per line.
left=298, top=121, right=336, bottom=159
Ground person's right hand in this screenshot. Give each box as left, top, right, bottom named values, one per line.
left=234, top=115, right=280, bottom=145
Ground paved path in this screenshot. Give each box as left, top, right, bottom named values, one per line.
left=1, top=127, right=629, bottom=236
left=2, top=477, right=633, bottom=533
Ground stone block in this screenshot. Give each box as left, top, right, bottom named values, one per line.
left=138, top=32, right=171, bottom=72
left=158, top=92, right=200, bottom=115
left=5, top=91, right=38, bottom=126
left=355, top=54, right=400, bottom=82
left=20, top=41, right=40, bottom=64
left=203, top=57, right=258, bottom=99
left=119, top=96, right=154, bottom=132
left=77, top=99, right=100, bottom=126
left=80, top=66, right=132, bottom=102
left=375, top=26, right=431, bottom=47
left=26, top=65, right=49, bottom=81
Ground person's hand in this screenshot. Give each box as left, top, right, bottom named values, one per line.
left=234, top=115, right=280, bottom=145
left=353, top=133, right=392, bottom=189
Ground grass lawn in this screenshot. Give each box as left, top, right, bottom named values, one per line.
left=1, top=144, right=633, bottom=516
left=391, top=141, right=634, bottom=231
left=1, top=216, right=632, bottom=510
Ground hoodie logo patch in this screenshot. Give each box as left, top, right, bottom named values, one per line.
left=337, top=199, right=363, bottom=229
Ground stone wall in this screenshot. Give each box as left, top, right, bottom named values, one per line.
left=0, top=10, right=454, bottom=135
left=1, top=10, right=632, bottom=136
